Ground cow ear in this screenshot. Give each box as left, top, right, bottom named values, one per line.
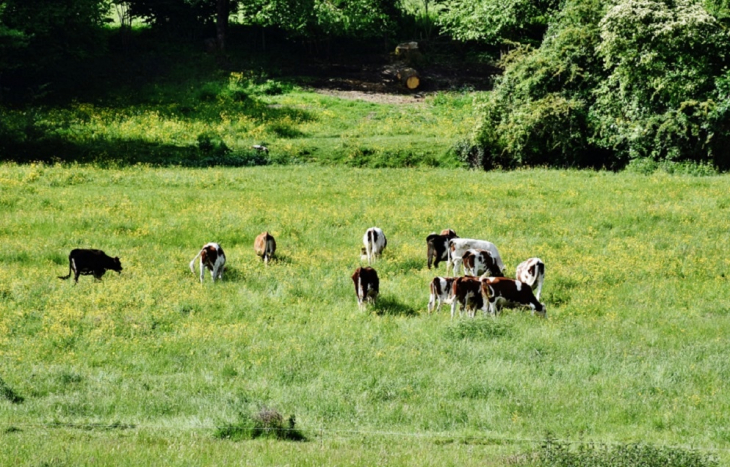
left=114, top=257, right=119, bottom=260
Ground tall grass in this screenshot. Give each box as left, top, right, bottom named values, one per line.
left=1, top=165, right=729, bottom=465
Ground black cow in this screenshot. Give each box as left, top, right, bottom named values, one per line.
left=58, top=249, right=123, bottom=283
left=426, top=229, right=458, bottom=269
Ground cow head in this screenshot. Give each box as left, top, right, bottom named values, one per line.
left=110, top=257, right=123, bottom=274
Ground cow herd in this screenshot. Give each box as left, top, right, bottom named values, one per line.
left=353, top=227, right=546, bottom=319
left=58, top=227, right=546, bottom=319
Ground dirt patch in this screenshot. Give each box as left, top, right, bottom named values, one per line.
left=284, top=56, right=499, bottom=104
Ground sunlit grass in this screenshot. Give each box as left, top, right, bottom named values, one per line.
left=1, top=165, right=729, bottom=465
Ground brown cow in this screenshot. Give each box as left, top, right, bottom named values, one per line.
left=462, top=248, right=504, bottom=278
left=254, top=231, right=276, bottom=265
left=352, top=266, right=379, bottom=310
left=189, top=242, right=226, bottom=283
left=447, top=276, right=485, bottom=319
left=481, top=277, right=546, bottom=317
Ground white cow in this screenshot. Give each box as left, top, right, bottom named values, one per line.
left=427, top=276, right=456, bottom=314
left=362, top=227, right=387, bottom=264
left=515, top=257, right=545, bottom=300
left=448, top=238, right=505, bottom=276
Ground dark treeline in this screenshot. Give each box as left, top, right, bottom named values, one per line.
left=1, top=0, right=730, bottom=170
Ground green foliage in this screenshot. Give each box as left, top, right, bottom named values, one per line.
left=530, top=436, right=719, bottom=467
left=467, top=0, right=730, bottom=170
left=444, top=318, right=510, bottom=339
left=239, top=0, right=401, bottom=39
left=438, top=0, right=560, bottom=46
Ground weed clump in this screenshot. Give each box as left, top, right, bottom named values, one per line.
left=444, top=318, right=510, bottom=340
left=525, top=436, right=718, bottom=467
left=214, top=407, right=305, bottom=442
left=0, top=377, right=24, bottom=404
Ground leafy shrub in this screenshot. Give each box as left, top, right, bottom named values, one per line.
left=467, top=0, right=730, bottom=171
left=527, top=436, right=719, bottom=467
left=196, top=133, right=230, bottom=157
left=214, top=407, right=305, bottom=441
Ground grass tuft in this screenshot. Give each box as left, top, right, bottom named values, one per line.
left=214, top=407, right=305, bottom=442
left=444, top=318, right=510, bottom=340
left=0, top=377, right=24, bottom=404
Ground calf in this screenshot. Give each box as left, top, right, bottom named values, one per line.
left=58, top=249, right=123, bottom=283
left=481, top=277, right=546, bottom=317
left=352, top=266, right=379, bottom=310
left=515, top=257, right=545, bottom=300
left=463, top=249, right=504, bottom=278
left=427, top=276, right=456, bottom=314
left=254, top=231, right=276, bottom=265
left=189, top=242, right=226, bottom=283
left=362, top=227, right=387, bottom=264
left=426, top=229, right=458, bottom=269
left=446, top=276, right=485, bottom=319
left=449, top=238, right=505, bottom=276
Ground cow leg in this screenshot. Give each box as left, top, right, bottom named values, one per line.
left=428, top=293, right=436, bottom=314
left=450, top=299, right=457, bottom=320
left=199, top=259, right=205, bottom=283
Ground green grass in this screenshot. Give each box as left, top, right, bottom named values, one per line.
left=1, top=164, right=729, bottom=465
left=1, top=64, right=475, bottom=168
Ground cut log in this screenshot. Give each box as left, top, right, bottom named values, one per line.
left=396, top=67, right=420, bottom=90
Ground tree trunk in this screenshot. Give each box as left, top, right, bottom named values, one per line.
left=396, top=68, right=420, bottom=90
left=216, top=0, right=229, bottom=51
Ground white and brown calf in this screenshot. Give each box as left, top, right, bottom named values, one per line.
left=462, top=249, right=504, bottom=278
left=448, top=238, right=505, bottom=276
left=189, top=242, right=226, bottom=283
left=481, top=277, right=546, bottom=317
left=254, top=231, right=276, bottom=265
left=446, top=276, right=485, bottom=319
left=362, top=227, right=387, bottom=264
left=427, top=276, right=456, bottom=314
left=352, top=266, right=379, bottom=310
left=426, top=229, right=458, bottom=269
left=515, top=257, right=545, bottom=300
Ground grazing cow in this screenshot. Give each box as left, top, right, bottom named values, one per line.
left=362, top=227, right=387, bottom=264
left=463, top=249, right=504, bottom=278
left=58, top=249, right=123, bottom=283
left=446, top=276, right=485, bottom=319
left=427, top=276, right=456, bottom=314
left=254, top=231, right=276, bottom=265
left=515, top=257, right=545, bottom=300
left=449, top=238, right=505, bottom=276
left=352, top=266, right=379, bottom=310
left=189, top=242, right=226, bottom=283
left=426, top=229, right=458, bottom=269
left=481, top=277, right=546, bottom=317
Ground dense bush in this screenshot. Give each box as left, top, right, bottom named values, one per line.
left=464, top=0, right=730, bottom=170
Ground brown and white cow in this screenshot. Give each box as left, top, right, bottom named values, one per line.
left=426, top=229, right=458, bottom=269
left=254, top=231, right=276, bottom=265
left=189, top=242, right=226, bottom=283
left=448, top=238, right=505, bottom=276
left=427, top=276, right=456, bottom=314
left=58, top=248, right=123, bottom=283
left=446, top=276, right=485, bottom=319
left=481, top=277, right=546, bottom=317
left=515, top=257, right=545, bottom=301
left=463, top=249, right=504, bottom=278
left=362, top=227, right=387, bottom=264
left=352, top=266, right=379, bottom=310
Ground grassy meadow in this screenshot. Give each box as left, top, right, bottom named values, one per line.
left=0, top=163, right=729, bottom=465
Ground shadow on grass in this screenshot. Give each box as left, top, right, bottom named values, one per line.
left=372, top=296, right=418, bottom=317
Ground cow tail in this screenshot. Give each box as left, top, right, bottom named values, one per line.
left=58, top=262, right=72, bottom=280
left=189, top=249, right=203, bottom=274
